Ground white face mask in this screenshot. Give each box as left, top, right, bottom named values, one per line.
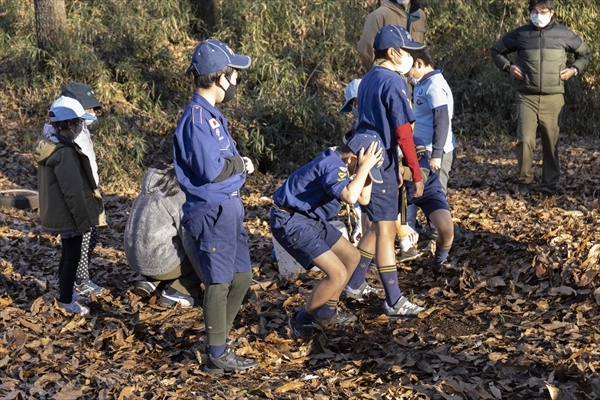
left=530, top=12, right=552, bottom=28
left=84, top=112, right=95, bottom=126
left=397, top=0, right=410, bottom=5
left=395, top=54, right=414, bottom=75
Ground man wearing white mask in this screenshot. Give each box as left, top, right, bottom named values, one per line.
left=358, top=0, right=427, bottom=71
left=491, top=0, right=591, bottom=196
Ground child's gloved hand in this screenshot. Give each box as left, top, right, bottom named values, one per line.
left=242, top=157, right=255, bottom=174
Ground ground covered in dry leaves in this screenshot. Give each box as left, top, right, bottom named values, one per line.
left=1, top=134, right=600, bottom=400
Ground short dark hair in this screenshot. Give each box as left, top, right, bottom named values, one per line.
left=186, top=65, right=236, bottom=89
left=529, top=0, right=555, bottom=11
left=374, top=49, right=389, bottom=60
left=155, top=165, right=180, bottom=197
left=51, top=118, right=80, bottom=131
left=338, top=143, right=353, bottom=156
left=407, top=48, right=435, bottom=68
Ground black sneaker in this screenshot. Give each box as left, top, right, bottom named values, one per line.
left=314, top=310, right=357, bottom=328
left=288, top=312, right=315, bottom=339
left=397, top=247, right=421, bottom=262
left=132, top=280, right=157, bottom=298
left=539, top=186, right=557, bottom=196
left=431, top=261, right=458, bottom=275
left=518, top=183, right=530, bottom=196
left=204, top=348, right=258, bottom=374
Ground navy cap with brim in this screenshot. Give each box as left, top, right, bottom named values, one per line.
left=191, top=39, right=252, bottom=76
left=61, top=83, right=102, bottom=110
left=346, top=133, right=384, bottom=184
left=374, top=25, right=426, bottom=51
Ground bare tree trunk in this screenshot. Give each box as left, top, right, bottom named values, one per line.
left=34, top=0, right=67, bottom=50
left=190, top=0, right=219, bottom=35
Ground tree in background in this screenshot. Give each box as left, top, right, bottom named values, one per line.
left=191, top=0, right=219, bottom=35
left=34, top=0, right=66, bottom=50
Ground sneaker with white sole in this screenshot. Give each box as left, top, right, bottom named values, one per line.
left=57, top=300, right=90, bottom=316
left=72, top=291, right=90, bottom=304
left=74, top=279, right=107, bottom=297
left=132, top=280, right=157, bottom=298
left=160, top=288, right=201, bottom=308
left=314, top=310, right=357, bottom=327
left=397, top=247, right=421, bottom=262
left=343, top=281, right=383, bottom=302
left=204, top=347, right=258, bottom=374
left=383, top=296, right=426, bottom=318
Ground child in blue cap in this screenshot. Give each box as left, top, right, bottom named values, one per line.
left=350, top=25, right=428, bottom=317
left=172, top=39, right=257, bottom=373
left=270, top=134, right=383, bottom=338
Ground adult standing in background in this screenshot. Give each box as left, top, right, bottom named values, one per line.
left=490, top=0, right=591, bottom=196
left=358, top=0, right=427, bottom=71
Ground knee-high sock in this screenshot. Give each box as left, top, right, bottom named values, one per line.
left=377, top=265, right=401, bottom=307
left=347, top=249, right=374, bottom=289
left=433, top=243, right=451, bottom=266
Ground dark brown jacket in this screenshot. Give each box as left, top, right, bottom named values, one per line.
left=358, top=0, right=427, bottom=70
left=34, top=135, right=106, bottom=233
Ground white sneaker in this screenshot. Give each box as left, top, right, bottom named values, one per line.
left=383, top=296, right=426, bottom=318
left=343, top=281, right=383, bottom=301
left=74, top=279, right=106, bottom=296
left=57, top=300, right=90, bottom=316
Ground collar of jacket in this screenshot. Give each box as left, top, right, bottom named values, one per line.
left=373, top=58, right=402, bottom=74
left=531, top=19, right=556, bottom=31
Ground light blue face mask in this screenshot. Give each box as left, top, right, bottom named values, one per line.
left=84, top=112, right=96, bottom=126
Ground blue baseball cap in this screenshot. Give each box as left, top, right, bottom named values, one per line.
left=346, top=133, right=384, bottom=184
left=340, top=79, right=362, bottom=113
left=190, top=39, right=252, bottom=76
left=49, top=96, right=97, bottom=122
left=374, top=25, right=426, bottom=51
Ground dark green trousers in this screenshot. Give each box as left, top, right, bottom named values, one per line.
left=515, top=93, right=564, bottom=189
left=203, top=271, right=252, bottom=347
left=145, top=257, right=202, bottom=297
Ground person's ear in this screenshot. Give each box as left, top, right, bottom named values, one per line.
left=385, top=48, right=397, bottom=61
left=217, top=73, right=228, bottom=88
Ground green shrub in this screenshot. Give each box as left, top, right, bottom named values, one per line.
left=0, top=0, right=598, bottom=192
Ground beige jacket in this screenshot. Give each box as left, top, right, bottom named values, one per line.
left=358, top=0, right=428, bottom=70
left=34, top=135, right=106, bottom=234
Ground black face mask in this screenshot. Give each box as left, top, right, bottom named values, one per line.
left=221, top=76, right=237, bottom=103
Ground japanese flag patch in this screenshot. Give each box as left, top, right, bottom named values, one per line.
left=209, top=118, right=221, bottom=129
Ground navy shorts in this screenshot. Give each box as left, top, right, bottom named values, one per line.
left=193, top=197, right=252, bottom=284
left=406, top=187, right=450, bottom=218
left=366, top=148, right=399, bottom=222
left=270, top=207, right=342, bottom=269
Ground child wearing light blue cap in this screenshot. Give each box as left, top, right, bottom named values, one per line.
left=34, top=96, right=106, bottom=316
